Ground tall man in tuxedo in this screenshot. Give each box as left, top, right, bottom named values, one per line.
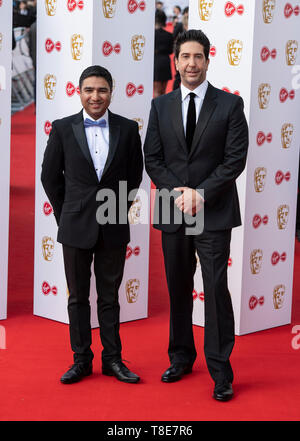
left=144, top=30, right=248, bottom=401
left=41, top=65, right=143, bottom=384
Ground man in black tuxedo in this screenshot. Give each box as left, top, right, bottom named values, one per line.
left=41, top=65, right=143, bottom=384
left=144, top=30, right=248, bottom=401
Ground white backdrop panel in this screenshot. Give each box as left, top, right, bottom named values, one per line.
left=0, top=0, right=12, bottom=320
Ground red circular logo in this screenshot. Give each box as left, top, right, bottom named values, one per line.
left=210, top=46, right=216, bottom=57
left=44, top=121, right=52, bottom=135
left=128, top=0, right=146, bottom=13
left=43, top=202, right=53, bottom=216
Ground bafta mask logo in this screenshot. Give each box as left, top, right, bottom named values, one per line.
left=254, top=167, right=267, bottom=192
left=102, top=0, right=117, bottom=18
left=71, top=34, right=84, bottom=60
left=44, top=74, right=57, bottom=100
left=250, top=249, right=263, bottom=274
left=277, top=204, right=289, bottom=230
left=262, top=0, right=276, bottom=23
left=42, top=236, right=55, bottom=261
left=128, top=195, right=141, bottom=224
left=45, top=0, right=57, bottom=16
left=198, top=0, right=214, bottom=21
left=125, top=278, right=140, bottom=303
left=131, top=35, right=146, bottom=61
left=281, top=123, right=294, bottom=149
left=227, top=39, right=243, bottom=66
left=258, top=83, right=271, bottom=109
left=132, top=117, right=144, bottom=136
left=273, top=284, right=285, bottom=309
left=286, top=40, right=298, bottom=65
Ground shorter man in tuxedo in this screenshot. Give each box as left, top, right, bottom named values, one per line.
left=144, top=30, right=248, bottom=401
left=41, top=65, right=143, bottom=384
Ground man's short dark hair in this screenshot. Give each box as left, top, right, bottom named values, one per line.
left=79, top=65, right=113, bottom=91
left=155, top=8, right=167, bottom=26
left=174, top=29, right=210, bottom=60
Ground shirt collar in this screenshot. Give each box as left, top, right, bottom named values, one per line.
left=83, top=109, right=109, bottom=123
left=180, top=80, right=208, bottom=102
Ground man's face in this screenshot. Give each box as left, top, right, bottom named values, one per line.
left=80, top=76, right=111, bottom=120
left=175, top=41, right=209, bottom=90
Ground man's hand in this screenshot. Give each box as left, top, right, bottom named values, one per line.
left=174, top=187, right=204, bottom=216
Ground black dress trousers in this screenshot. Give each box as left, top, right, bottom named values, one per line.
left=62, top=229, right=127, bottom=365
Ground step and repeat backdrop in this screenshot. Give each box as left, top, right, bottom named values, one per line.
left=34, top=0, right=154, bottom=326
left=0, top=0, right=12, bottom=320
left=189, top=0, right=300, bottom=334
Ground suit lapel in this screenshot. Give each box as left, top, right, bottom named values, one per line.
left=190, top=83, right=217, bottom=155
left=170, top=88, right=188, bottom=154
left=72, top=110, right=99, bottom=181
left=101, top=110, right=120, bottom=179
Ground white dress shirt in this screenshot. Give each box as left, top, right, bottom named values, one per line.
left=83, top=109, right=109, bottom=181
left=180, top=80, right=208, bottom=135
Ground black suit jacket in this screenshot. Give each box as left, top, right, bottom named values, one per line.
left=143, top=83, right=249, bottom=233
left=41, top=109, right=143, bottom=249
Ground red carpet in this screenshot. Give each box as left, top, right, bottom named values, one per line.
left=1, top=104, right=300, bottom=422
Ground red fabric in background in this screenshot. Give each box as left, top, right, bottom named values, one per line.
left=1, top=97, right=300, bottom=421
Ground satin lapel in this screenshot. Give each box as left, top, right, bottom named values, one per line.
left=101, top=110, right=120, bottom=178
left=71, top=111, right=98, bottom=180
left=170, top=89, right=188, bottom=154
left=190, top=83, right=217, bottom=156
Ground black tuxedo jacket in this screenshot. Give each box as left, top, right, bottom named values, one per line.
left=144, top=83, right=249, bottom=233
left=41, top=109, right=143, bottom=249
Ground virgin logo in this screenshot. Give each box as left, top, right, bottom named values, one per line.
left=126, top=245, right=140, bottom=259
left=128, top=0, right=146, bottom=13
left=193, top=290, right=204, bottom=301
left=256, top=131, right=272, bottom=146
left=284, top=3, right=300, bottom=18
left=210, top=46, right=216, bottom=57
left=66, top=82, right=80, bottom=97
left=45, top=39, right=61, bottom=53
left=252, top=214, right=268, bottom=229
left=271, top=251, right=287, bottom=265
left=224, top=2, right=244, bottom=16
left=249, top=295, right=264, bottom=310
left=44, top=121, right=52, bottom=136
left=280, top=87, right=295, bottom=102
left=126, top=82, right=144, bottom=97
left=67, top=0, right=84, bottom=12
left=222, top=87, right=240, bottom=95
left=102, top=41, right=121, bottom=57
left=261, top=46, right=277, bottom=62
left=43, top=202, right=53, bottom=216
left=275, top=170, right=291, bottom=184
left=228, top=257, right=232, bottom=267
left=42, top=281, right=58, bottom=296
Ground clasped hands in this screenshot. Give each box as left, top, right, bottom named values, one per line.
left=174, top=187, right=204, bottom=216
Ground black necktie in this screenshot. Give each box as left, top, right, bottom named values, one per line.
left=186, top=92, right=196, bottom=152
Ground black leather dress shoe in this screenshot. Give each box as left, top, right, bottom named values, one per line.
left=60, top=362, right=93, bottom=384
left=161, top=363, right=192, bottom=383
left=102, top=361, right=140, bottom=383
left=213, top=382, right=234, bottom=401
